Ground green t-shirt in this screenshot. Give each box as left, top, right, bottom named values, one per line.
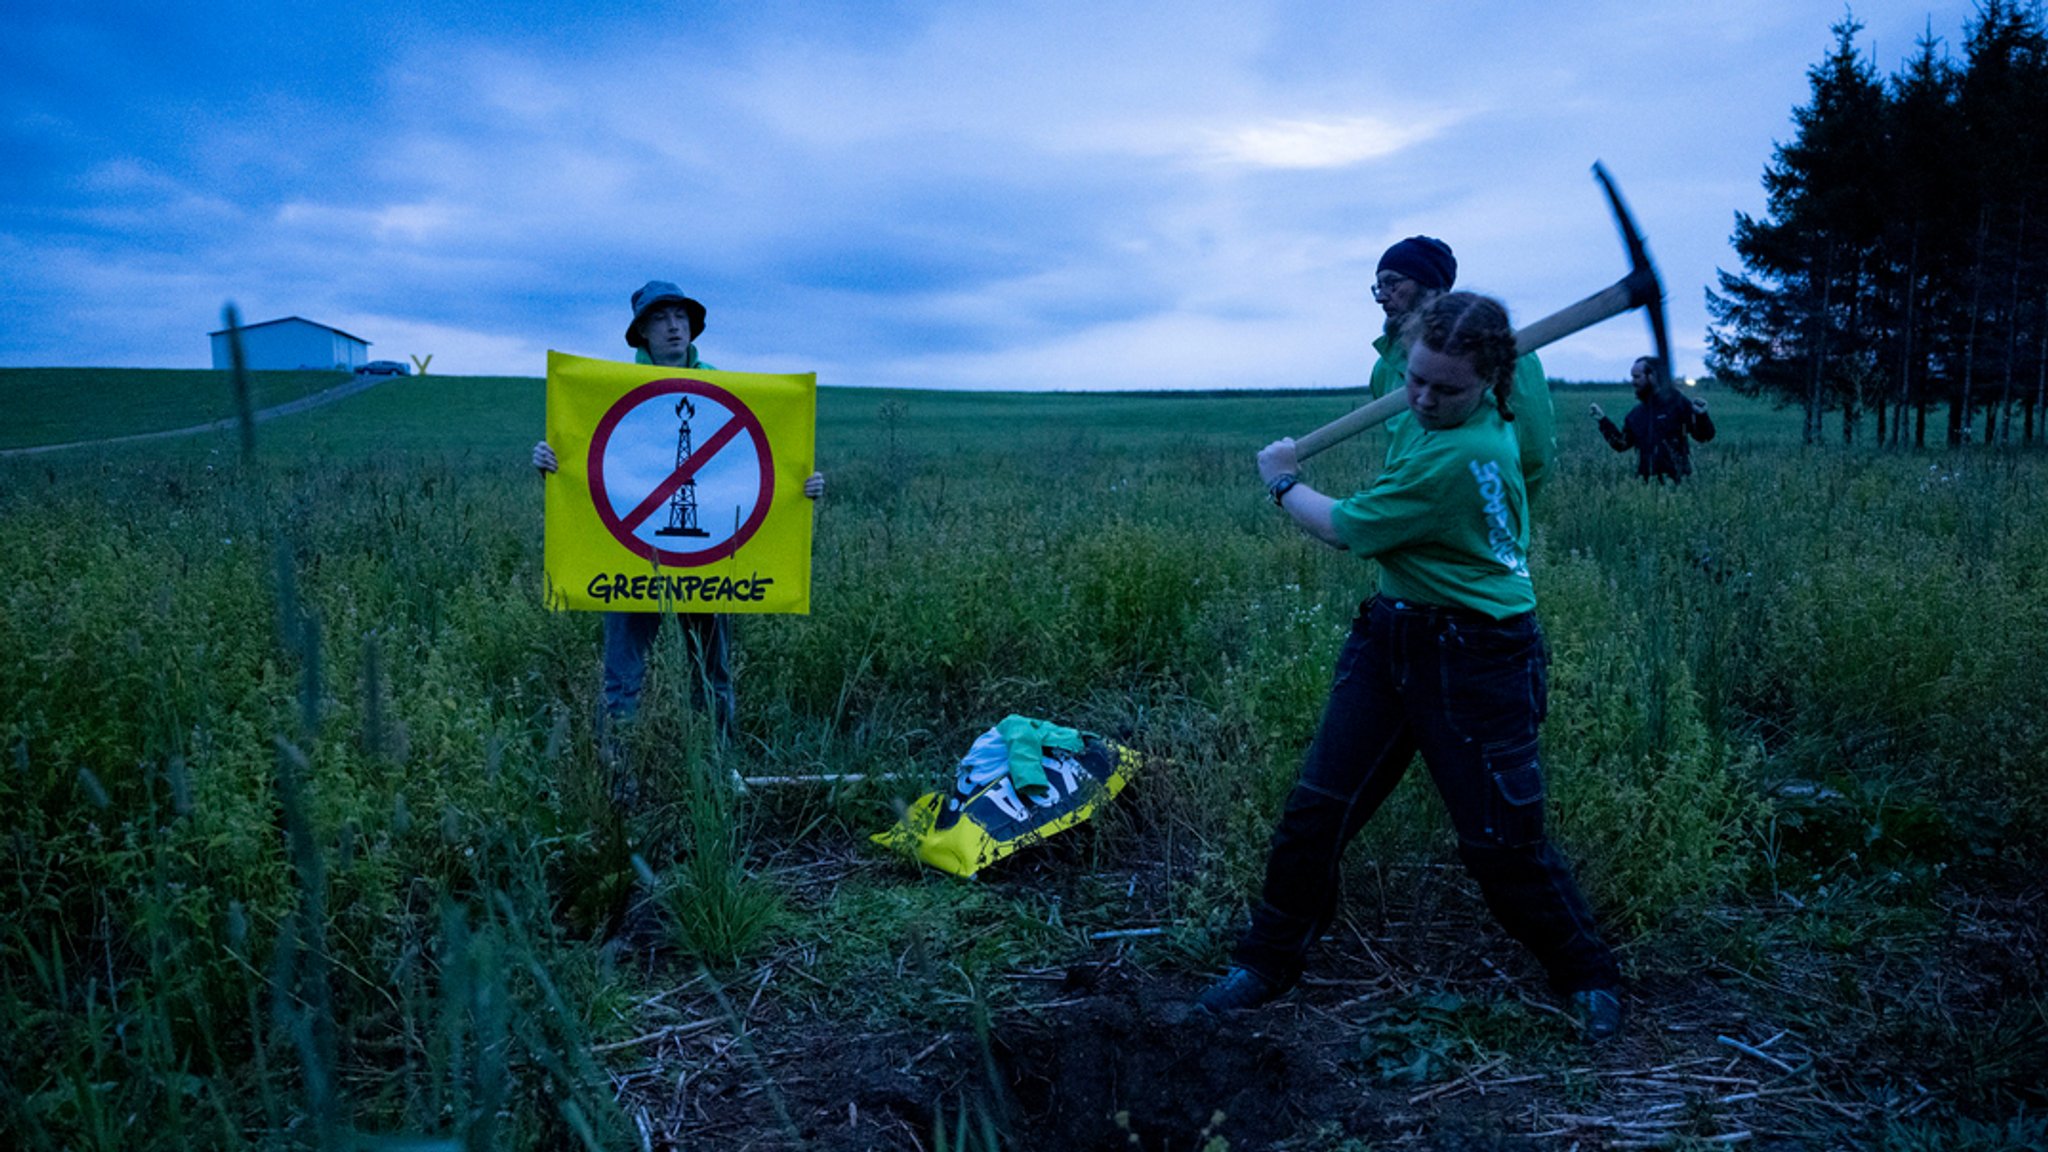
left=1329, top=406, right=1535, bottom=620
left=634, top=345, right=714, bottom=370
left=1368, top=333, right=1555, bottom=503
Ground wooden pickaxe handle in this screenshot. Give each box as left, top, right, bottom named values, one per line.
left=1294, top=162, right=1668, bottom=463
left=1294, top=390, right=1413, bottom=460
left=1294, top=272, right=1648, bottom=461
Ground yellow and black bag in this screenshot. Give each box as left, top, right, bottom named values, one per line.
left=872, top=736, right=1139, bottom=879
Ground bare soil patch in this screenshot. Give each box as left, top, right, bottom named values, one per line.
left=601, top=853, right=2045, bottom=1149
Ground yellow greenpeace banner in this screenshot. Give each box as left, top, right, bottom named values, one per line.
left=543, top=351, right=815, bottom=613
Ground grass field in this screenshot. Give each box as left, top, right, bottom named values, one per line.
left=0, top=368, right=358, bottom=450
left=1, top=370, right=2042, bottom=1150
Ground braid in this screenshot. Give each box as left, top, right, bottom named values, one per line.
left=1414, top=292, right=1518, bottom=421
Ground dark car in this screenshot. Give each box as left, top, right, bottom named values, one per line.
left=355, top=360, right=410, bottom=376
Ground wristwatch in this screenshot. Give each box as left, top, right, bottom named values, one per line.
left=1268, top=473, right=1300, bottom=505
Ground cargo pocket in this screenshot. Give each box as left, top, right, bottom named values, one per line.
left=1481, top=736, right=1547, bottom=847
left=1442, top=625, right=1545, bottom=743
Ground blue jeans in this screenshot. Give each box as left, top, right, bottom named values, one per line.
left=601, top=611, right=735, bottom=736
left=1232, top=597, right=1618, bottom=994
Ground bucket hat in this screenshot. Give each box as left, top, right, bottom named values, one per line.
left=625, top=280, right=706, bottom=347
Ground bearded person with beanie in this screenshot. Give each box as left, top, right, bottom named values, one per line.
left=1366, top=237, right=1556, bottom=501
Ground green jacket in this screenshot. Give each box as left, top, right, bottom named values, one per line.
left=993, top=714, right=1087, bottom=800
left=636, top=345, right=714, bottom=370
left=1368, top=332, right=1555, bottom=503
left=1329, top=405, right=1535, bottom=620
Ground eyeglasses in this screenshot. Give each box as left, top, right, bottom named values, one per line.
left=1371, top=273, right=1410, bottom=302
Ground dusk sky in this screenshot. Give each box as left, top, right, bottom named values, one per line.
left=4, top=2, right=1976, bottom=390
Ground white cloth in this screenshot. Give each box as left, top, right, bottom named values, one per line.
left=957, top=728, right=1011, bottom=788
left=955, top=725, right=1078, bottom=809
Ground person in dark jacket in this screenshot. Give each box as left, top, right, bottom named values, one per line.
left=1590, top=356, right=1715, bottom=482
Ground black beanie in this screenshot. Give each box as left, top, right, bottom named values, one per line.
left=1377, top=236, right=1457, bottom=292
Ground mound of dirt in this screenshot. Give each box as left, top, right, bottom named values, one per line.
left=994, top=993, right=1317, bottom=1148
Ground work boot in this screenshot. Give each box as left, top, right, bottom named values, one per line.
left=1196, top=967, right=1285, bottom=1014
left=1569, top=987, right=1624, bottom=1043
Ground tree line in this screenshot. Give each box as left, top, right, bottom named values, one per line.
left=1708, top=3, right=2048, bottom=447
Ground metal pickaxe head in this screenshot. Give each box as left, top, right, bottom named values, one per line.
left=1592, top=160, right=1673, bottom=380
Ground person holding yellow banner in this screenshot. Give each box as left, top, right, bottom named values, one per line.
left=533, top=280, right=824, bottom=762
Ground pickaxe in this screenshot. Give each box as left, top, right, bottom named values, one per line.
left=1293, top=161, right=1672, bottom=460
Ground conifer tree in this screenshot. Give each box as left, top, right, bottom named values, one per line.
left=1708, top=15, right=1888, bottom=445
left=1708, top=5, right=2048, bottom=450
left=1953, top=0, right=2048, bottom=444
left=1881, top=25, right=1964, bottom=447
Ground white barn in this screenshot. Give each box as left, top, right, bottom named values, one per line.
left=208, top=316, right=371, bottom=371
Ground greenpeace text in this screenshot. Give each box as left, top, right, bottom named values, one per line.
left=586, top=572, right=776, bottom=605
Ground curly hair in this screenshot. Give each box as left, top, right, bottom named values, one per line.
left=1406, top=291, right=1518, bottom=421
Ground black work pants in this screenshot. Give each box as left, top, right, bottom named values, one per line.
left=1231, top=597, right=1619, bottom=994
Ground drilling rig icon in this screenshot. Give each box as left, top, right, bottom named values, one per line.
left=655, top=395, right=710, bottom=539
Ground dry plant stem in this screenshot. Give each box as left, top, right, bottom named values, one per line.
left=900, top=1033, right=953, bottom=1073
left=591, top=1019, right=722, bottom=1053
left=1088, top=927, right=1165, bottom=940
left=1716, top=1034, right=1801, bottom=1075
left=1408, top=1055, right=1511, bottom=1104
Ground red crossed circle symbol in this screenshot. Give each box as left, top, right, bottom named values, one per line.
left=587, top=377, right=775, bottom=568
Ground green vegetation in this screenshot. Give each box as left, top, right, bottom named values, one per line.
left=1, top=372, right=2042, bottom=1147
left=0, top=368, right=355, bottom=449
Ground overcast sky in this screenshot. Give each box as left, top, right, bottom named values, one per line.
left=2, top=2, right=1977, bottom=389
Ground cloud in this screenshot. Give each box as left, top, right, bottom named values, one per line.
left=1203, top=114, right=1454, bottom=170
left=325, top=311, right=552, bottom=376
left=275, top=200, right=465, bottom=244
left=0, top=0, right=1990, bottom=384
left=855, top=280, right=1369, bottom=393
